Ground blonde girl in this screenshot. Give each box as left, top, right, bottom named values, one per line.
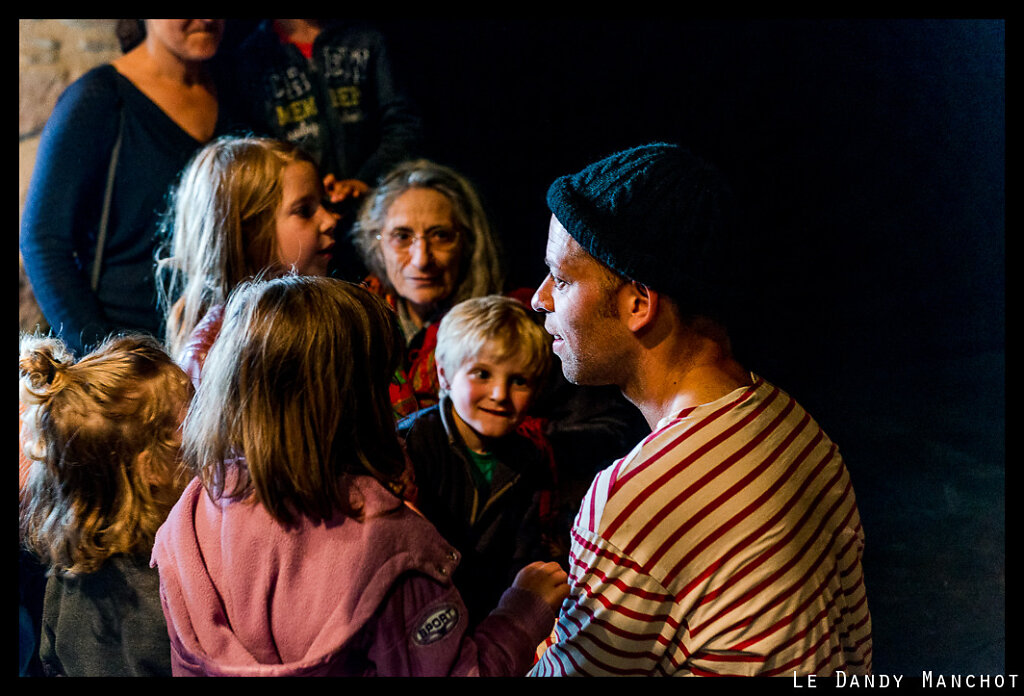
left=158, top=135, right=338, bottom=380
left=19, top=333, right=193, bottom=676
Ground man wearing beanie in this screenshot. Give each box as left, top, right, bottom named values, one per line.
left=528, top=143, right=872, bottom=676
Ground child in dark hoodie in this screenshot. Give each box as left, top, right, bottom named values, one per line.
left=150, top=275, right=567, bottom=676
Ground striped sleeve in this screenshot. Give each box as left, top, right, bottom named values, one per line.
left=530, top=463, right=686, bottom=676
left=529, top=528, right=684, bottom=676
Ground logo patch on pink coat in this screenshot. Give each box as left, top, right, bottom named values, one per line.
left=413, top=604, right=460, bottom=645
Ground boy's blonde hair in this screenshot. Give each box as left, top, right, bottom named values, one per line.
left=19, top=333, right=193, bottom=577
left=184, top=275, right=408, bottom=524
left=158, top=135, right=319, bottom=357
left=435, top=295, right=552, bottom=396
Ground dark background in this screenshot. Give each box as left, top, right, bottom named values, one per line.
left=240, top=19, right=1007, bottom=676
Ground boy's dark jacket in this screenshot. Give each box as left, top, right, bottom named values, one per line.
left=397, top=396, right=558, bottom=628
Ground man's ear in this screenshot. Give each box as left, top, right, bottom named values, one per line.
left=624, top=281, right=658, bottom=332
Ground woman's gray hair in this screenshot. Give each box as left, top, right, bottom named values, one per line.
left=350, top=159, right=504, bottom=305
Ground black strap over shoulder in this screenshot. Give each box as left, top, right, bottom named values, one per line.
left=90, top=106, right=124, bottom=292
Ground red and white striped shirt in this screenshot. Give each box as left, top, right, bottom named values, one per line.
left=530, top=375, right=872, bottom=676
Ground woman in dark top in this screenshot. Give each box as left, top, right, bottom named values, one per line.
left=20, top=19, right=240, bottom=356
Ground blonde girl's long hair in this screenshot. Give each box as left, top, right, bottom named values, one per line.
left=19, top=333, right=193, bottom=577
left=157, top=135, right=318, bottom=358
left=183, top=275, right=407, bottom=524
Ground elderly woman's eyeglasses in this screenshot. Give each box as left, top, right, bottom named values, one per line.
left=376, top=228, right=460, bottom=252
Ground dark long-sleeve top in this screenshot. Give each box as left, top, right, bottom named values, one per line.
left=20, top=64, right=239, bottom=356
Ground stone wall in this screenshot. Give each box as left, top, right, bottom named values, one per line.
left=18, top=19, right=122, bottom=335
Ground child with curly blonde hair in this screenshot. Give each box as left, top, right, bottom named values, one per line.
left=19, top=333, right=193, bottom=676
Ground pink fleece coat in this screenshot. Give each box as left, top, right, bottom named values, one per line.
left=151, top=475, right=555, bottom=676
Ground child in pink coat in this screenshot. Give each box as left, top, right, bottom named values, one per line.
left=151, top=275, right=567, bottom=676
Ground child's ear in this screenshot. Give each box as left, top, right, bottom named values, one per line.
left=436, top=364, right=450, bottom=392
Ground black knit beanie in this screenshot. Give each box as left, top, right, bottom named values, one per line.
left=546, top=142, right=739, bottom=322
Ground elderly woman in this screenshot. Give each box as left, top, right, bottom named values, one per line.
left=352, top=159, right=505, bottom=416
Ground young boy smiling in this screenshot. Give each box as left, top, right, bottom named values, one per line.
left=397, top=295, right=560, bottom=629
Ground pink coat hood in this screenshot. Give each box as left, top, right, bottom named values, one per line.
left=152, top=475, right=553, bottom=676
